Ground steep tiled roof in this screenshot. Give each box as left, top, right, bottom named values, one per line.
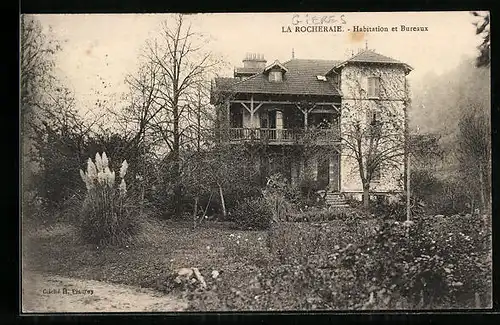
left=214, top=77, right=238, bottom=89
left=330, top=50, right=413, bottom=72
left=234, top=67, right=261, bottom=76
left=348, top=50, right=403, bottom=64
left=214, top=51, right=411, bottom=98
left=216, top=59, right=342, bottom=97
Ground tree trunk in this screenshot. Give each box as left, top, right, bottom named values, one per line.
left=363, top=183, right=370, bottom=210
left=172, top=135, right=182, bottom=218
left=202, top=192, right=213, bottom=222
left=140, top=145, right=146, bottom=215
left=192, top=196, right=199, bottom=229
left=218, top=183, right=227, bottom=217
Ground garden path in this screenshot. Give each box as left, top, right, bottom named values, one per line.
left=22, top=272, right=188, bottom=313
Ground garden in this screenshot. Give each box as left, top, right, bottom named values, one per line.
left=21, top=13, right=492, bottom=312
left=22, top=152, right=492, bottom=311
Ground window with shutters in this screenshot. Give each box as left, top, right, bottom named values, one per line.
left=367, top=76, right=380, bottom=98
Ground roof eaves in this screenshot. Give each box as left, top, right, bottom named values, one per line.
left=263, top=60, right=289, bottom=73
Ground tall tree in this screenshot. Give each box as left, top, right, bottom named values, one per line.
left=410, top=56, right=490, bottom=214
left=456, top=101, right=491, bottom=212
left=21, top=15, right=109, bottom=218
left=124, top=14, right=221, bottom=217
left=21, top=14, right=64, bottom=211
left=471, top=11, right=490, bottom=67
left=341, top=66, right=409, bottom=210
left=20, top=15, right=60, bottom=120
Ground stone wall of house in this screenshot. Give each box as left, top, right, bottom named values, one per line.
left=339, top=63, right=408, bottom=194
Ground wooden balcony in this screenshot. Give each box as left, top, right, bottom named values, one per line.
left=225, top=128, right=340, bottom=145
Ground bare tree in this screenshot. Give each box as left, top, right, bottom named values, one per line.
left=20, top=15, right=60, bottom=118
left=341, top=66, right=409, bottom=210
left=121, top=14, right=222, bottom=216
left=457, top=106, right=491, bottom=213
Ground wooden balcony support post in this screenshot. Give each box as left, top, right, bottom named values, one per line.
left=296, top=103, right=316, bottom=130
left=331, top=103, right=341, bottom=114
left=276, top=110, right=283, bottom=140
left=240, top=96, right=264, bottom=129
left=250, top=96, right=254, bottom=128
left=226, top=101, right=231, bottom=126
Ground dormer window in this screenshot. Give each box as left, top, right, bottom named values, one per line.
left=269, top=71, right=282, bottom=82
left=264, top=60, right=288, bottom=83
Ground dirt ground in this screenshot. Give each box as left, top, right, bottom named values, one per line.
left=21, top=272, right=188, bottom=313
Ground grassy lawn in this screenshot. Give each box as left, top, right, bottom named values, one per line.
left=22, top=218, right=269, bottom=294
left=22, top=215, right=491, bottom=310
left=23, top=217, right=377, bottom=294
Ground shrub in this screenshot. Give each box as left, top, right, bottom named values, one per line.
left=222, top=232, right=271, bottom=267
left=268, top=220, right=378, bottom=264
left=230, top=197, right=273, bottom=230
left=410, top=170, right=471, bottom=215
left=188, top=214, right=491, bottom=310
left=331, top=217, right=492, bottom=309
left=79, top=152, right=139, bottom=246
left=265, top=216, right=490, bottom=309
left=369, top=195, right=426, bottom=221
left=298, top=178, right=324, bottom=207
left=286, top=207, right=369, bottom=223
left=262, top=173, right=295, bottom=222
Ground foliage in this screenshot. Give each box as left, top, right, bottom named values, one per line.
left=410, top=170, right=470, bottom=215
left=229, top=197, right=273, bottom=231
left=222, top=232, right=271, bottom=267
left=410, top=57, right=490, bottom=214
left=122, top=14, right=224, bottom=217
left=156, top=144, right=262, bottom=219
left=185, top=213, right=490, bottom=311
left=267, top=220, right=376, bottom=264
left=471, top=11, right=490, bottom=67
left=28, top=127, right=151, bottom=221
left=261, top=173, right=294, bottom=222
left=297, top=178, right=324, bottom=208
left=20, top=15, right=61, bottom=119
left=456, top=109, right=491, bottom=212
left=285, top=207, right=369, bottom=223
left=79, top=152, right=140, bottom=246
left=368, top=195, right=425, bottom=220
left=29, top=122, right=88, bottom=216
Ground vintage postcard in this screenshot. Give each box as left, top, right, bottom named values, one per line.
left=21, top=11, right=491, bottom=313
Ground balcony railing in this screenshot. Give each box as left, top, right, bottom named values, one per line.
left=226, top=128, right=340, bottom=144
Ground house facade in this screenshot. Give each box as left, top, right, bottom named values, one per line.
left=210, top=50, right=412, bottom=198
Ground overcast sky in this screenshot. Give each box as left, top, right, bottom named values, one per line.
left=35, top=11, right=485, bottom=113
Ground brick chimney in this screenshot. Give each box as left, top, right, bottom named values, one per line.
left=242, top=53, right=267, bottom=69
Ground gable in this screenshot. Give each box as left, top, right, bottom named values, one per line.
left=327, top=50, right=412, bottom=75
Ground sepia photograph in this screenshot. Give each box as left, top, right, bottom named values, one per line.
left=20, top=11, right=491, bottom=312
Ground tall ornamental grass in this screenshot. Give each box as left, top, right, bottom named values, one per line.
left=79, top=152, right=139, bottom=245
